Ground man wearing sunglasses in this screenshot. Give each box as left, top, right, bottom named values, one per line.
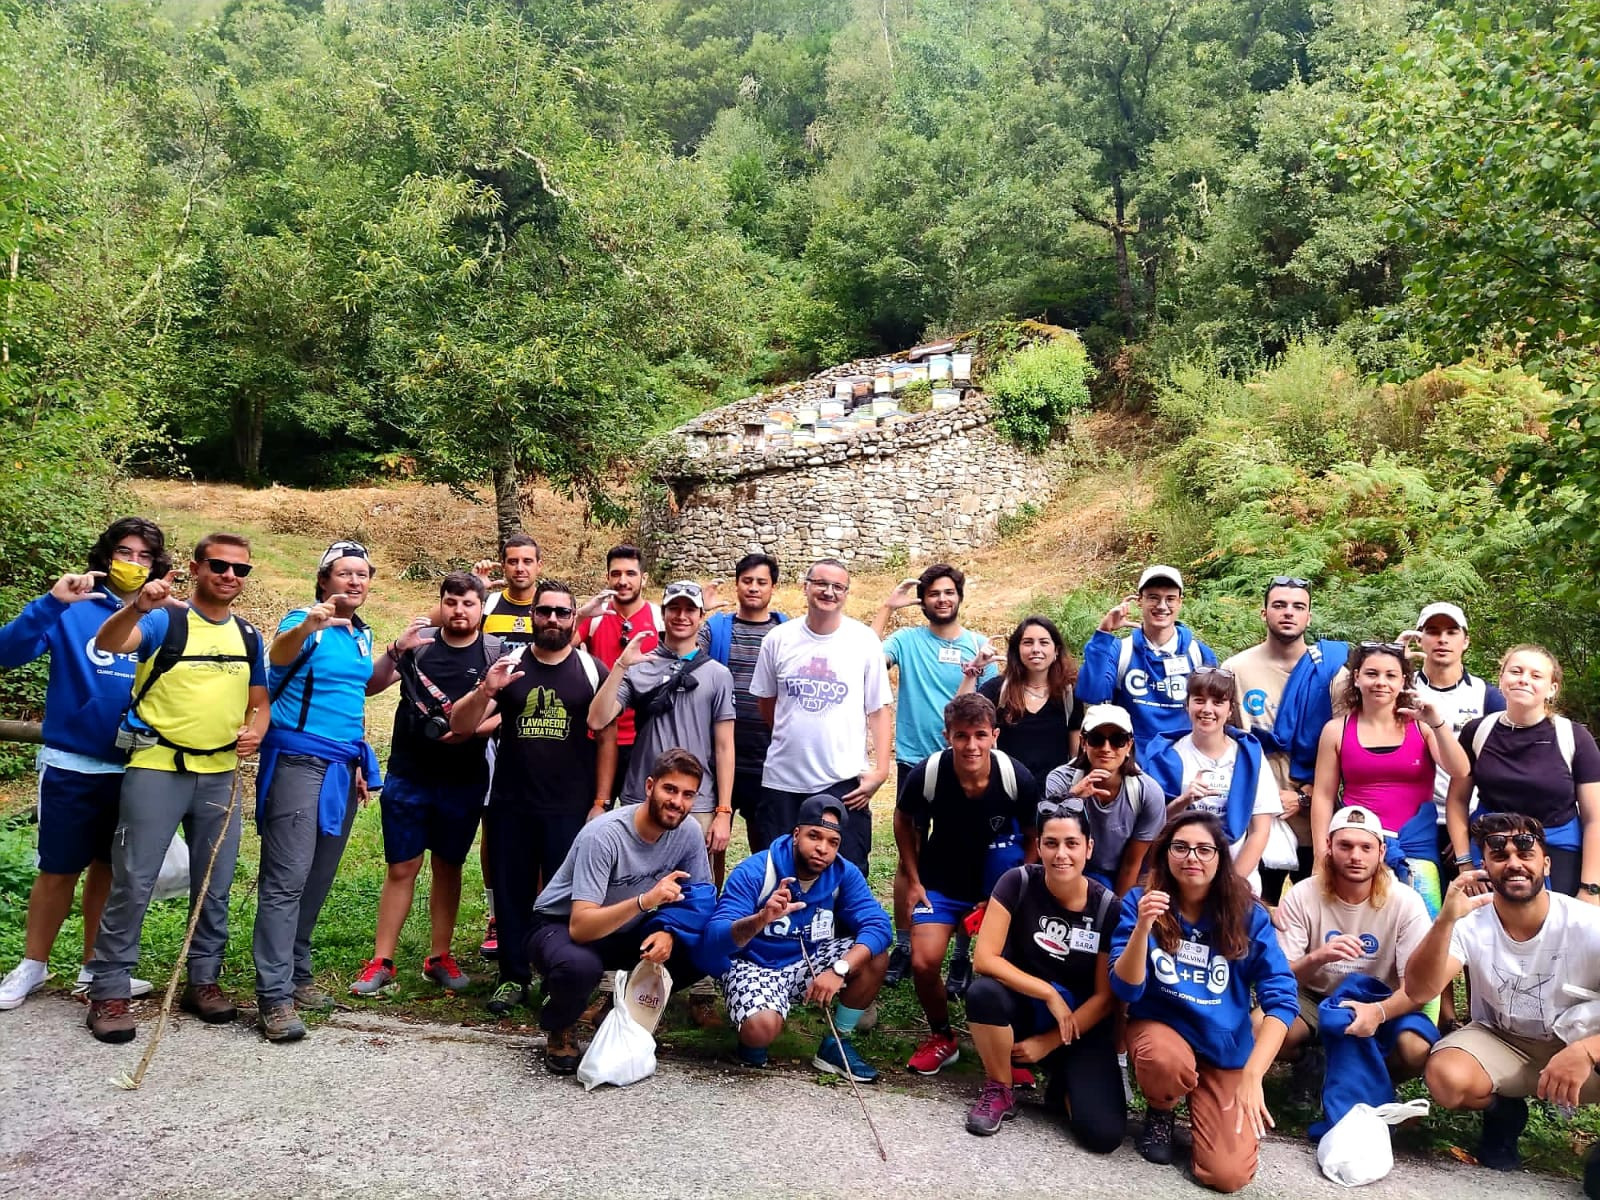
left=1407, top=813, right=1600, bottom=1172
left=449, top=580, right=615, bottom=1016
left=83, top=533, right=270, bottom=1043
left=1222, top=576, right=1349, bottom=898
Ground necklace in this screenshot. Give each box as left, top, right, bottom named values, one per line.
left=1022, top=683, right=1048, bottom=695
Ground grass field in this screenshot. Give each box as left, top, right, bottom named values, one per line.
left=0, top=476, right=1594, bottom=1179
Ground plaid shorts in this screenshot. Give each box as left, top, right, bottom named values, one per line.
left=718, top=937, right=857, bottom=1027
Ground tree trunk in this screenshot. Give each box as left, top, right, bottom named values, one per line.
left=233, top=394, right=265, bottom=484
left=1111, top=175, right=1134, bottom=331
left=492, top=447, right=523, bottom=549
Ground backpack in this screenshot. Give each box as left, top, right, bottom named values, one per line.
left=1471, top=711, right=1575, bottom=769
left=396, top=631, right=506, bottom=726
left=1116, top=631, right=1207, bottom=684
left=925, top=748, right=1018, bottom=805
left=123, top=608, right=263, bottom=770
left=267, top=609, right=374, bottom=731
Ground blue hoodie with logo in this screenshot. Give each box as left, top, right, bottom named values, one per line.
left=0, top=592, right=134, bottom=764
left=1079, top=625, right=1217, bottom=742
left=1110, top=887, right=1298, bottom=1069
left=706, top=834, right=892, bottom=973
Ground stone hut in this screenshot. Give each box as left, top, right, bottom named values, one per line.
left=640, top=335, right=1056, bottom=576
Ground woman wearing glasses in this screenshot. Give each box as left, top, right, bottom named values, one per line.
left=959, top=615, right=1083, bottom=782
left=963, top=802, right=1126, bottom=1149
left=1042, top=704, right=1166, bottom=894
left=1144, top=667, right=1282, bottom=894
left=1112, top=812, right=1297, bottom=1191
left=1447, top=645, right=1600, bottom=900
left=1310, top=641, right=1469, bottom=918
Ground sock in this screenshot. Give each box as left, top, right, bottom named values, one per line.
left=484, top=889, right=496, bottom=921
left=931, top=1021, right=952, bottom=1038
left=894, top=928, right=910, bottom=951
left=834, top=1004, right=865, bottom=1036
left=381, top=958, right=395, bottom=970
left=952, top=931, right=971, bottom=962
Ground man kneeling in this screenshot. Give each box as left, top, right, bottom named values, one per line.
left=709, top=794, right=890, bottom=1080
left=527, top=748, right=714, bottom=1074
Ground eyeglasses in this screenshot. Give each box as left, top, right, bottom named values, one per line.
left=806, top=580, right=849, bottom=595
left=1481, top=832, right=1541, bottom=859
left=1168, top=841, right=1218, bottom=862
left=113, top=546, right=155, bottom=565
left=1084, top=729, right=1132, bottom=749
left=203, top=559, right=253, bottom=577
left=534, top=605, right=575, bottom=619
left=1269, top=575, right=1311, bottom=590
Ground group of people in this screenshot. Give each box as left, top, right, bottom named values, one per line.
left=3, top=522, right=1598, bottom=1193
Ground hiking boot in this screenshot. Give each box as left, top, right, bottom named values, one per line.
left=349, top=958, right=396, bottom=996
left=1477, top=1096, right=1528, bottom=1171
left=486, top=981, right=528, bottom=1017
left=1137, top=1108, right=1176, bottom=1165
left=907, top=1031, right=960, bottom=1075
left=945, top=955, right=973, bottom=1002
left=480, top=919, right=498, bottom=961
left=885, top=942, right=911, bottom=987
left=423, top=953, right=470, bottom=991
left=179, top=982, right=236, bottom=1024
left=545, top=1026, right=580, bottom=1075
left=966, top=1080, right=1017, bottom=1136
left=0, top=960, right=49, bottom=1011
left=86, top=997, right=136, bottom=1044
left=258, top=1000, right=307, bottom=1043
left=814, top=1034, right=878, bottom=1083
left=72, top=967, right=152, bottom=1000
left=292, top=983, right=335, bottom=1012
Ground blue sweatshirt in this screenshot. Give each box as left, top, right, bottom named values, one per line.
left=0, top=592, right=134, bottom=763
left=1110, top=888, right=1298, bottom=1069
left=1143, top=726, right=1268, bottom=845
left=706, top=835, right=893, bottom=973
left=1079, top=625, right=1217, bottom=742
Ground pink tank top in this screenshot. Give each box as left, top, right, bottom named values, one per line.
left=1338, top=715, right=1435, bottom=833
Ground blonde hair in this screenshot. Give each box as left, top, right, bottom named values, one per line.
left=1317, top=848, right=1391, bottom=908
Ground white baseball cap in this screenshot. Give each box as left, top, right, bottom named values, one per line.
left=1081, top=703, right=1134, bottom=736
left=1137, top=565, right=1184, bottom=593
left=1327, top=805, right=1386, bottom=846
left=1417, top=602, right=1467, bottom=631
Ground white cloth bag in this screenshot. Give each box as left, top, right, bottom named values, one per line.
left=1316, top=1099, right=1430, bottom=1186
left=576, top=968, right=665, bottom=1091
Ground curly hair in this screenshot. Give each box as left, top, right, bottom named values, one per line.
left=86, top=516, right=172, bottom=580
left=1140, top=811, right=1260, bottom=961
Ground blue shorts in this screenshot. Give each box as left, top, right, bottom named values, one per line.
left=37, top=765, right=122, bottom=874
left=912, top=887, right=981, bottom=928
left=379, top=774, right=484, bottom=866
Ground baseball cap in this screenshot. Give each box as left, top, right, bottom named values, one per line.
left=1328, top=805, right=1386, bottom=845
left=1418, top=602, right=1468, bottom=631
left=318, top=539, right=370, bottom=571
left=1081, top=703, right=1134, bottom=736
left=796, top=794, right=846, bottom=830
left=1137, top=565, right=1184, bottom=593
left=661, top=580, right=705, bottom=610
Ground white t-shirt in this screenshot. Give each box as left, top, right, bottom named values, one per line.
left=1173, top=734, right=1282, bottom=893
left=750, top=615, right=893, bottom=793
left=1412, top=671, right=1497, bottom=821
left=1276, top=877, right=1432, bottom=997
left=1449, top=891, right=1600, bottom=1039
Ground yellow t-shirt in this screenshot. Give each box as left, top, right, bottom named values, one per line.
left=129, top=608, right=260, bottom=773
left=481, top=591, right=536, bottom=644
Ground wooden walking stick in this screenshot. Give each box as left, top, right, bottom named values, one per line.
left=798, top=937, right=888, bottom=1161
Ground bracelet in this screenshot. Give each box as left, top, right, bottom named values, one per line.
left=1376, top=1001, right=1388, bottom=1023
left=1454, top=854, right=1474, bottom=866
left=637, top=894, right=647, bottom=913
left=1428, top=720, right=1445, bottom=729
left=387, top=642, right=400, bottom=660
left=714, top=807, right=733, bottom=816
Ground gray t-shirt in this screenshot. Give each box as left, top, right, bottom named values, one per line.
left=1043, top=764, right=1167, bottom=882
left=532, top=807, right=712, bottom=928
left=616, top=648, right=736, bottom=812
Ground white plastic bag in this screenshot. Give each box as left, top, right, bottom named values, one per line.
left=1261, top=816, right=1299, bottom=871
left=576, top=970, right=660, bottom=1091
left=152, top=833, right=190, bottom=902
left=1316, top=1099, right=1430, bottom=1186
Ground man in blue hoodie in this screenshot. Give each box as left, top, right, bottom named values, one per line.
left=1079, top=565, right=1216, bottom=744
left=710, top=794, right=891, bottom=1081
left=0, top=518, right=170, bottom=1011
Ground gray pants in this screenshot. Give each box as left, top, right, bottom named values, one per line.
left=251, top=755, right=358, bottom=1005
left=88, top=767, right=242, bottom=1001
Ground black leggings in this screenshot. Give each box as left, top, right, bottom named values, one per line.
left=486, top=804, right=587, bottom=987
left=965, top=976, right=1127, bottom=1153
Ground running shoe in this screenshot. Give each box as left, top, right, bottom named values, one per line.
left=1137, top=1108, right=1175, bottom=1165
left=479, top=919, right=498, bottom=960
left=422, top=953, right=470, bottom=991
left=907, top=1031, right=960, bottom=1074
left=486, top=981, right=527, bottom=1017
left=0, top=960, right=49, bottom=1010
left=966, top=1081, right=1016, bottom=1135
left=814, top=1034, right=878, bottom=1083
left=349, top=958, right=396, bottom=996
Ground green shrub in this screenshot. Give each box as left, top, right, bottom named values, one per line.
left=986, top=336, right=1092, bottom=451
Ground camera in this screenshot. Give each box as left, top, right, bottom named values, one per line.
left=418, top=710, right=452, bottom=740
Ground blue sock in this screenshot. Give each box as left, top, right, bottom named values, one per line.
left=834, top=1005, right=865, bottom=1036
left=894, top=929, right=910, bottom=951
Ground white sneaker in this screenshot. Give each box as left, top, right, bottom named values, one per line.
left=0, top=960, right=50, bottom=1010
left=72, top=967, right=153, bottom=998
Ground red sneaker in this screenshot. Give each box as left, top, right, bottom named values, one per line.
left=1012, top=1066, right=1036, bottom=1090
left=423, top=953, right=471, bottom=991
left=907, top=1031, right=961, bottom=1075
left=480, top=920, right=498, bottom=960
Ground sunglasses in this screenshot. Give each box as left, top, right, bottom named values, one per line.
left=202, top=559, right=253, bottom=577
left=1358, top=641, right=1405, bottom=656
left=1481, top=832, right=1541, bottom=858
left=1037, top=797, right=1086, bottom=821
left=1189, top=666, right=1235, bottom=685
left=1168, top=840, right=1218, bottom=862
left=1084, top=729, right=1132, bottom=749
left=534, top=605, right=575, bottom=620
left=1269, top=575, right=1311, bottom=590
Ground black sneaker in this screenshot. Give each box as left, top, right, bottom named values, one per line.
left=945, top=954, right=973, bottom=1002
left=486, top=981, right=527, bottom=1017
left=1137, top=1108, right=1176, bottom=1166
left=885, top=942, right=911, bottom=987
left=1477, top=1096, right=1528, bottom=1171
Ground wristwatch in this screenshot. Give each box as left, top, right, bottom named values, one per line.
left=831, top=958, right=851, bottom=978
left=1580, top=882, right=1600, bottom=897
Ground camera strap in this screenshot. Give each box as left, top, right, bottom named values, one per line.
left=398, top=642, right=456, bottom=716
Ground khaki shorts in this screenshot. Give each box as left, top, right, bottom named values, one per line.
left=690, top=810, right=713, bottom=836
left=1433, top=1023, right=1600, bottom=1103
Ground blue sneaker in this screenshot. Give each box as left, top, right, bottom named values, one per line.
left=814, top=1034, right=878, bottom=1083
left=731, top=1042, right=769, bottom=1069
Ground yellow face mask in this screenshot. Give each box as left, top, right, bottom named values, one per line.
left=106, top=559, right=150, bottom=596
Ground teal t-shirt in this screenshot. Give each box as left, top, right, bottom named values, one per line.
left=267, top=607, right=374, bottom=742
left=883, top=625, right=998, bottom=763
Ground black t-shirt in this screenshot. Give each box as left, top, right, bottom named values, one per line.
left=386, top=634, right=496, bottom=787
left=979, top=677, right=1084, bottom=783
left=991, top=865, right=1115, bottom=1001
left=491, top=651, right=601, bottom=815
left=897, top=752, right=1038, bottom=902
left=1461, top=715, right=1600, bottom=831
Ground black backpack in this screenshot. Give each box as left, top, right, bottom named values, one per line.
left=122, top=607, right=263, bottom=771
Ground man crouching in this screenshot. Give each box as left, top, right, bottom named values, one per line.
left=710, top=794, right=891, bottom=1080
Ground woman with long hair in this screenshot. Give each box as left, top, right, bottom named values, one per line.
left=1112, top=812, right=1297, bottom=1192
left=962, top=802, right=1125, bottom=1147
left=1043, top=704, right=1166, bottom=894
left=1310, top=641, right=1469, bottom=918
left=959, top=615, right=1081, bottom=782
left=1448, top=644, right=1600, bottom=899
